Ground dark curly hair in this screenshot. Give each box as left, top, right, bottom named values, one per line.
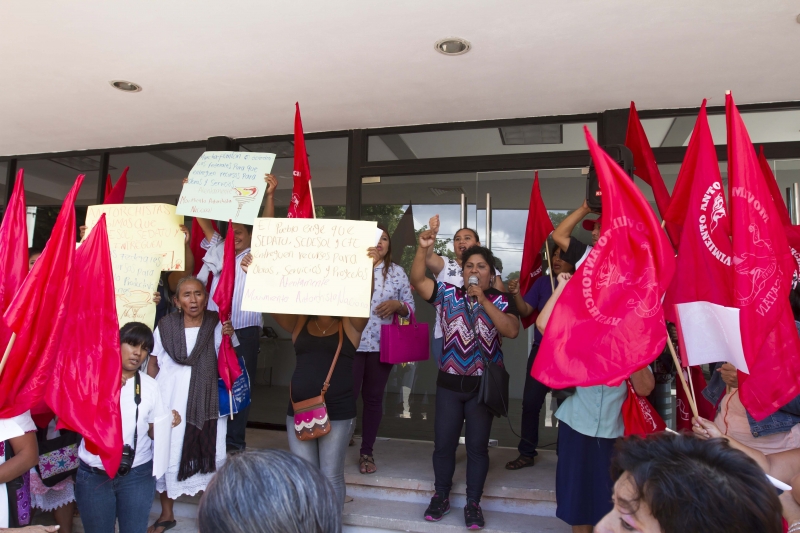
left=610, top=433, right=782, bottom=533
left=460, top=245, right=497, bottom=276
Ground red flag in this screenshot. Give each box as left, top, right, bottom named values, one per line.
left=0, top=175, right=83, bottom=417
left=212, top=220, right=243, bottom=392
left=662, top=101, right=734, bottom=323
left=519, top=172, right=554, bottom=329
left=621, top=380, right=666, bottom=436
left=287, top=103, right=314, bottom=219
left=727, top=92, right=800, bottom=420
left=46, top=214, right=123, bottom=475
left=104, top=167, right=129, bottom=204
left=0, top=170, right=30, bottom=368
left=757, top=147, right=800, bottom=278
left=104, top=174, right=113, bottom=201
left=625, top=102, right=679, bottom=245
left=532, top=129, right=676, bottom=389
left=758, top=147, right=792, bottom=227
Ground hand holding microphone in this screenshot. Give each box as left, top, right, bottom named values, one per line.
left=467, top=275, right=485, bottom=308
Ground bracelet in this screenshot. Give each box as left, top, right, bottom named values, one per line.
left=789, top=521, right=800, bottom=533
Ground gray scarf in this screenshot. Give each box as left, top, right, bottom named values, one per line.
left=159, top=310, right=220, bottom=428
left=159, top=310, right=220, bottom=480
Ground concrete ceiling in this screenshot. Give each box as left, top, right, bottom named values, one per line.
left=2, top=1, right=800, bottom=157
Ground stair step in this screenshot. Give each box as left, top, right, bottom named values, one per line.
left=343, top=496, right=570, bottom=533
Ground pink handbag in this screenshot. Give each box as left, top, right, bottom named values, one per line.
left=380, top=308, right=430, bottom=364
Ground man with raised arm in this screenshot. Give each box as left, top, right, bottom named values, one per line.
left=194, top=173, right=277, bottom=452
left=552, top=200, right=600, bottom=269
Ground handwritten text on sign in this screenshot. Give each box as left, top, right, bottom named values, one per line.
left=177, top=151, right=276, bottom=224
left=241, top=218, right=377, bottom=318
left=85, top=204, right=185, bottom=271
left=111, top=251, right=162, bottom=329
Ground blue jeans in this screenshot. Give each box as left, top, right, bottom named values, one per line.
left=75, top=460, right=155, bottom=533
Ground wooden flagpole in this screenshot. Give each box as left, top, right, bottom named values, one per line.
left=666, top=337, right=699, bottom=418
left=0, top=332, right=17, bottom=379
left=309, top=182, right=317, bottom=219
left=544, top=237, right=555, bottom=293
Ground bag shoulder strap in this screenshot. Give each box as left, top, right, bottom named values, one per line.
left=321, top=322, right=345, bottom=396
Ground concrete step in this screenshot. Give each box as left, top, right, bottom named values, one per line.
left=342, top=435, right=557, bottom=517
left=343, top=497, right=570, bottom=533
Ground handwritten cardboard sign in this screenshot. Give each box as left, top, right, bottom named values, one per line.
left=241, top=218, right=377, bottom=318
left=177, top=151, right=276, bottom=224
left=111, top=251, right=162, bottom=329
left=85, top=204, right=185, bottom=271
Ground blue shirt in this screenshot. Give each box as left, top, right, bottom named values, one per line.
left=522, top=276, right=556, bottom=346
left=555, top=383, right=628, bottom=439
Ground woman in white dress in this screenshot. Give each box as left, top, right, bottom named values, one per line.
left=146, top=277, right=233, bottom=533
left=0, top=410, right=38, bottom=529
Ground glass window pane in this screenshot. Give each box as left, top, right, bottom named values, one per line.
left=241, top=137, right=348, bottom=219
left=109, top=148, right=205, bottom=204
left=368, top=122, right=597, bottom=161
left=643, top=109, right=800, bottom=148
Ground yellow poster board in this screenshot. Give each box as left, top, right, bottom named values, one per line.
left=241, top=218, right=377, bottom=318
left=85, top=204, right=185, bottom=271
left=111, top=250, right=162, bottom=329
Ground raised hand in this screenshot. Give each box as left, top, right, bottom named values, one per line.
left=265, top=174, right=278, bottom=195
left=557, top=272, right=572, bottom=285
left=419, top=229, right=436, bottom=249
left=507, top=279, right=520, bottom=295
left=241, top=253, right=253, bottom=273
left=429, top=214, right=440, bottom=236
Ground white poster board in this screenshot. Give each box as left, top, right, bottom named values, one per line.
left=241, top=218, right=377, bottom=317
left=85, top=204, right=185, bottom=271
left=111, top=251, right=163, bottom=329
left=177, top=151, right=276, bottom=224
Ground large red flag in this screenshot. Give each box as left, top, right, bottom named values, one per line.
left=287, top=103, right=314, bottom=219
left=0, top=170, right=30, bottom=365
left=727, top=93, right=800, bottom=420
left=104, top=167, right=128, bottom=204
left=519, top=172, right=554, bottom=329
left=662, top=101, right=734, bottom=323
left=758, top=147, right=792, bottom=227
left=532, top=129, right=676, bottom=389
left=46, top=214, right=123, bottom=475
left=625, top=102, right=679, bottom=246
left=212, top=220, right=243, bottom=392
left=0, top=175, right=83, bottom=417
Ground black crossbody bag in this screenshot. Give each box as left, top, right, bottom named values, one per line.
left=468, top=296, right=510, bottom=418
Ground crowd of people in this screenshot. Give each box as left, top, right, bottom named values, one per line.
left=3, top=176, right=800, bottom=533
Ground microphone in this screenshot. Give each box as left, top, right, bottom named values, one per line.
left=468, top=276, right=479, bottom=307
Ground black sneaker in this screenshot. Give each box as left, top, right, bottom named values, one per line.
left=424, top=492, right=450, bottom=522
left=464, top=499, right=485, bottom=530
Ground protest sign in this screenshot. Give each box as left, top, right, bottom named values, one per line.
left=111, top=250, right=162, bottom=329
left=241, top=218, right=377, bottom=317
left=177, top=151, right=276, bottom=224
left=85, top=204, right=185, bottom=271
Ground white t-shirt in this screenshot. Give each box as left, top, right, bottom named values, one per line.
left=79, top=372, right=167, bottom=471
left=433, top=256, right=500, bottom=339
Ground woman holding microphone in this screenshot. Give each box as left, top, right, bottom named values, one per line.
left=410, top=229, right=520, bottom=530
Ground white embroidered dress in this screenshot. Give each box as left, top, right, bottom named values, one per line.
left=152, top=323, right=227, bottom=498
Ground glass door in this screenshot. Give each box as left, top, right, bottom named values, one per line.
left=360, top=168, right=589, bottom=450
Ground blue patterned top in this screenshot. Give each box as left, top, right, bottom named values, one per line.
left=358, top=263, right=415, bottom=352
left=427, top=281, right=518, bottom=377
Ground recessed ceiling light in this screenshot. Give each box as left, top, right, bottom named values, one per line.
left=109, top=80, right=142, bottom=93
left=434, top=38, right=471, bottom=56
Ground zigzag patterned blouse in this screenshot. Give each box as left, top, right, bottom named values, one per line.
left=427, top=281, right=519, bottom=378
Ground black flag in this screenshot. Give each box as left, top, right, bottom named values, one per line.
left=391, top=205, right=415, bottom=260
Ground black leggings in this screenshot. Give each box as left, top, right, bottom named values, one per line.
left=433, top=385, right=495, bottom=502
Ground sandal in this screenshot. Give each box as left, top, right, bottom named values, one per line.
left=359, top=454, right=377, bottom=474
left=505, top=455, right=535, bottom=470
left=148, top=520, right=177, bottom=533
